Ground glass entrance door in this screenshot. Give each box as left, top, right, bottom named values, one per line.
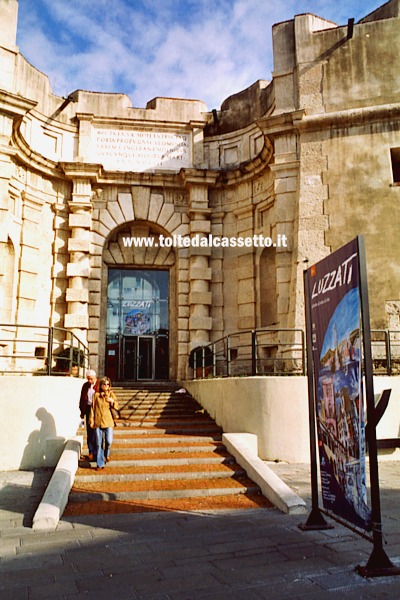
left=123, top=337, right=137, bottom=380
left=105, top=269, right=169, bottom=381
left=122, top=335, right=154, bottom=380
left=137, top=336, right=154, bottom=380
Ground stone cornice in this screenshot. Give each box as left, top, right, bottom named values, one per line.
left=214, top=138, right=274, bottom=187
left=0, top=89, right=37, bottom=118
left=60, top=162, right=103, bottom=182
left=258, top=110, right=305, bottom=137
left=293, top=103, right=400, bottom=132
left=179, top=168, right=219, bottom=188
left=12, top=120, right=65, bottom=179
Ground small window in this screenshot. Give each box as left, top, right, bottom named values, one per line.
left=390, top=148, right=400, bottom=184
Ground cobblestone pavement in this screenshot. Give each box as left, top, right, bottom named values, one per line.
left=0, top=462, right=399, bottom=599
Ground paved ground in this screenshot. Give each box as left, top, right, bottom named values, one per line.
left=0, top=461, right=399, bottom=599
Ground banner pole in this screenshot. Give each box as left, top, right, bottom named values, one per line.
left=355, top=235, right=400, bottom=577
left=299, top=269, right=332, bottom=531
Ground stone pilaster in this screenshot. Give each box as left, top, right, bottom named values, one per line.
left=61, top=163, right=101, bottom=345
left=180, top=170, right=217, bottom=350
left=0, top=92, right=37, bottom=332
left=0, top=92, right=36, bottom=243
left=233, top=202, right=257, bottom=330
left=259, top=113, right=303, bottom=332
left=210, top=210, right=225, bottom=339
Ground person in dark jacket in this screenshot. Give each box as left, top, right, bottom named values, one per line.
left=79, top=369, right=99, bottom=461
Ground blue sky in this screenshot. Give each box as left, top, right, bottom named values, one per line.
left=16, top=0, right=383, bottom=110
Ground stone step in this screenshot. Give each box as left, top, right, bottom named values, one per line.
left=115, top=418, right=217, bottom=426
left=64, top=493, right=272, bottom=516
left=117, top=405, right=210, bottom=414
left=88, top=425, right=222, bottom=435
left=74, top=466, right=246, bottom=483
left=67, top=384, right=270, bottom=516
left=79, top=456, right=235, bottom=467
left=117, top=399, right=197, bottom=405
left=109, top=443, right=225, bottom=454
left=109, top=434, right=222, bottom=443
left=69, top=480, right=260, bottom=502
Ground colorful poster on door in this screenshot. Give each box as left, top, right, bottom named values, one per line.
left=306, top=238, right=371, bottom=530
left=124, top=309, right=151, bottom=334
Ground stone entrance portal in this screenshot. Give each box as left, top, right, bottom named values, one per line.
left=105, top=268, right=169, bottom=382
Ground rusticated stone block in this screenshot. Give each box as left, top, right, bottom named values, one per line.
left=68, top=238, right=91, bottom=252
left=189, top=267, right=212, bottom=281
left=189, top=291, right=212, bottom=305
left=66, top=288, right=89, bottom=302
left=66, top=261, right=90, bottom=277
left=189, top=316, right=212, bottom=330
left=64, top=314, right=89, bottom=329
left=69, top=213, right=91, bottom=228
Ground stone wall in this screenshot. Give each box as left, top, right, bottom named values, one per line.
left=0, top=0, right=399, bottom=381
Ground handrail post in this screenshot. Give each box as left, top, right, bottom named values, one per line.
left=212, top=342, right=216, bottom=377
left=301, top=329, right=306, bottom=376
left=386, top=330, right=392, bottom=376
left=69, top=331, right=74, bottom=374
left=47, top=327, right=53, bottom=375
left=201, top=346, right=205, bottom=379
left=227, top=335, right=231, bottom=377
left=251, top=330, right=257, bottom=375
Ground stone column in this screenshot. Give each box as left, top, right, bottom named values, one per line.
left=61, top=164, right=101, bottom=346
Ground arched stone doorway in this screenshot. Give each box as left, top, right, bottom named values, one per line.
left=99, top=221, right=176, bottom=382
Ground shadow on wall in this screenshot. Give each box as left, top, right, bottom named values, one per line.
left=20, top=408, right=63, bottom=469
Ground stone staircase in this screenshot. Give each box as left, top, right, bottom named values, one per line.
left=64, top=384, right=272, bottom=515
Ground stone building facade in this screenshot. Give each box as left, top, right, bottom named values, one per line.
left=0, top=0, right=399, bottom=381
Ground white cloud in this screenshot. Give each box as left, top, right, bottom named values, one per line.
left=16, top=0, right=383, bottom=109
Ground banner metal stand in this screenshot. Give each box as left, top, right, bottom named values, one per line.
left=299, top=269, right=333, bottom=531
left=355, top=236, right=400, bottom=578
left=300, top=237, right=400, bottom=578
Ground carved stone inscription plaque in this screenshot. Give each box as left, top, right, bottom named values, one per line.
left=93, top=128, right=191, bottom=172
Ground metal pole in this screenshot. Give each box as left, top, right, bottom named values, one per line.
left=251, top=330, right=256, bottom=376
left=212, top=342, right=216, bottom=377
left=386, top=330, right=391, bottom=376
left=299, top=269, right=332, bottom=530
left=47, top=327, right=53, bottom=375
left=227, top=336, right=231, bottom=377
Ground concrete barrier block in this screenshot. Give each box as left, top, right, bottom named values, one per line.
left=33, top=437, right=82, bottom=530
left=223, top=432, right=307, bottom=515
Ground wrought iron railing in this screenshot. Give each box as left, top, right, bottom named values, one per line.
left=191, top=328, right=306, bottom=378
left=371, top=330, right=400, bottom=375
left=0, top=324, right=89, bottom=376
left=191, top=328, right=400, bottom=379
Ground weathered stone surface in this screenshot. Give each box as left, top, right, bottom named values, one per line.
left=1, top=0, right=399, bottom=381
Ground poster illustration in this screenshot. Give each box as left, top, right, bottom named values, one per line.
left=124, top=309, right=151, bottom=334
left=307, top=239, right=371, bottom=530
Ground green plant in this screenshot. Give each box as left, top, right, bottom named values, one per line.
left=189, top=346, right=213, bottom=369
left=54, top=346, right=86, bottom=371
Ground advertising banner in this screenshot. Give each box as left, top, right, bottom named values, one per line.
left=124, top=308, right=151, bottom=334
left=306, top=238, right=371, bottom=530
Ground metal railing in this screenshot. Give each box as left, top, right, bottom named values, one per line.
left=191, top=328, right=400, bottom=379
left=371, top=330, right=400, bottom=375
left=191, top=328, right=306, bottom=378
left=0, top=324, right=90, bottom=376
